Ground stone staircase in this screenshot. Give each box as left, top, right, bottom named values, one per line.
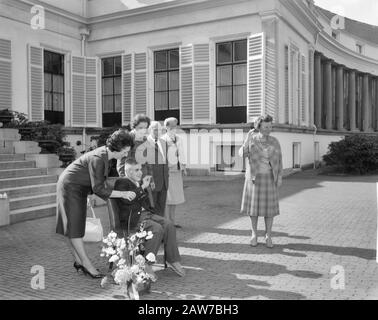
left=0, top=129, right=63, bottom=225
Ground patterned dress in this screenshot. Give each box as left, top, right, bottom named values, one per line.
left=240, top=134, right=282, bottom=218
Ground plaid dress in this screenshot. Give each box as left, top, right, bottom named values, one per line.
left=240, top=134, right=282, bottom=217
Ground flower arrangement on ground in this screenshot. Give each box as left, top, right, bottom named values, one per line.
left=100, top=223, right=155, bottom=300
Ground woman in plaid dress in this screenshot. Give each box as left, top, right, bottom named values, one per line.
left=239, top=115, right=283, bottom=248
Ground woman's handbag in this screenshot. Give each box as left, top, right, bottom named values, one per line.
left=83, top=198, right=104, bottom=242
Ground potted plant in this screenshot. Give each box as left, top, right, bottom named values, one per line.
left=58, top=145, right=77, bottom=168
left=0, top=109, right=14, bottom=126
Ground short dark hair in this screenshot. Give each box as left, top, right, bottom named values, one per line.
left=106, top=129, right=134, bottom=152
left=255, top=115, right=273, bottom=130
left=132, top=114, right=151, bottom=129
left=124, top=158, right=139, bottom=167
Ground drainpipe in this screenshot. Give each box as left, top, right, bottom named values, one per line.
left=79, top=27, right=90, bottom=152
left=312, top=124, right=318, bottom=169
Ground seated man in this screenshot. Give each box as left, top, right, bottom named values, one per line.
left=113, top=158, right=185, bottom=279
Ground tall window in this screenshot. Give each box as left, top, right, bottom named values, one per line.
left=154, top=49, right=180, bottom=122
left=102, top=56, right=122, bottom=127
left=44, top=50, right=64, bottom=125
left=216, top=39, right=247, bottom=124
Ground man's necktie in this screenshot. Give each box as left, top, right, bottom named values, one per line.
left=155, top=138, right=159, bottom=165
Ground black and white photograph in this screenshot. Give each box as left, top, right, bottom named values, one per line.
left=0, top=0, right=378, bottom=304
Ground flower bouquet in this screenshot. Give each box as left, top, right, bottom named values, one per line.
left=100, top=222, right=155, bottom=300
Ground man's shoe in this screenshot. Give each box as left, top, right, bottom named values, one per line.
left=166, top=261, right=185, bottom=277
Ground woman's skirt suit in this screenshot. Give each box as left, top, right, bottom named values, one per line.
left=240, top=132, right=283, bottom=218
left=163, top=133, right=186, bottom=206
left=56, top=146, right=112, bottom=238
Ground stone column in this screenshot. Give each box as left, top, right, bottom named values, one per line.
left=362, top=73, right=371, bottom=132
left=375, top=79, right=378, bottom=131
left=336, top=66, right=345, bottom=131
left=314, top=53, right=322, bottom=128
left=348, top=70, right=357, bottom=132
left=324, top=60, right=333, bottom=130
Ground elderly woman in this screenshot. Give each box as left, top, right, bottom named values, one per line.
left=162, top=117, right=187, bottom=228
left=56, top=130, right=136, bottom=278
left=239, top=115, right=283, bottom=248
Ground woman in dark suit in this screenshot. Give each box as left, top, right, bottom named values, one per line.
left=56, top=130, right=136, bottom=278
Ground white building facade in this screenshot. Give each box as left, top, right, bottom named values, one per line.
left=1, top=0, right=378, bottom=173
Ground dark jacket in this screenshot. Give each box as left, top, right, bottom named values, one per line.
left=143, top=136, right=169, bottom=191
left=113, top=178, right=154, bottom=231
left=59, top=146, right=112, bottom=200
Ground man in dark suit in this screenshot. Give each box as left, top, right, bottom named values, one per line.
left=143, top=121, right=169, bottom=217
left=113, top=159, right=185, bottom=279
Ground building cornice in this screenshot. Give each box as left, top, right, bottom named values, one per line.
left=317, top=31, right=378, bottom=75
left=16, top=0, right=87, bottom=24
left=278, top=0, right=322, bottom=38
left=87, top=0, right=249, bottom=24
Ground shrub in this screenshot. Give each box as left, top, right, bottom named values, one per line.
left=323, top=135, right=378, bottom=174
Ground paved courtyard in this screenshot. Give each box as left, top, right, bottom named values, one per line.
left=0, top=170, right=377, bottom=300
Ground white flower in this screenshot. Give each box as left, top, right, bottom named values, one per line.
left=145, top=253, right=156, bottom=264
left=117, top=259, right=126, bottom=267
left=109, top=255, right=119, bottom=263
left=100, top=253, right=105, bottom=257
left=135, top=255, right=145, bottom=266
left=130, top=235, right=136, bottom=242
left=130, top=265, right=140, bottom=274
left=146, top=231, right=153, bottom=240
left=136, top=231, right=147, bottom=239
left=114, top=269, right=132, bottom=285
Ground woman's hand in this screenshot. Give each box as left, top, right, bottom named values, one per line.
left=277, top=176, right=283, bottom=188
left=122, top=191, right=136, bottom=201
left=182, top=166, right=188, bottom=176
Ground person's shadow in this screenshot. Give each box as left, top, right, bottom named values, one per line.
left=153, top=254, right=321, bottom=300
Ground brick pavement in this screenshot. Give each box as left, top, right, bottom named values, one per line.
left=0, top=170, right=377, bottom=300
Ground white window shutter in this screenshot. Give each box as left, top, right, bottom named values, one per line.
left=193, top=44, right=210, bottom=124
left=28, top=44, right=44, bottom=121
left=122, top=53, right=132, bottom=125
left=284, top=45, right=289, bottom=124
left=71, top=56, right=85, bottom=127
left=247, top=33, right=264, bottom=123
left=180, top=45, right=193, bottom=124
left=134, top=52, right=147, bottom=117
left=0, top=39, right=12, bottom=111
left=85, top=57, right=100, bottom=127
left=301, top=54, right=306, bottom=125
left=71, top=56, right=100, bottom=128
left=265, top=35, right=276, bottom=119
left=308, top=49, right=314, bottom=126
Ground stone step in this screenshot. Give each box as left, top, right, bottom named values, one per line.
left=0, top=175, right=58, bottom=189
left=0, top=154, right=25, bottom=161
left=0, top=168, right=47, bottom=179
left=9, top=193, right=56, bottom=211
left=0, top=160, right=36, bottom=170
left=0, top=183, right=56, bottom=198
left=0, top=142, right=14, bottom=154
left=10, top=203, right=56, bottom=224
left=0, top=129, right=21, bottom=141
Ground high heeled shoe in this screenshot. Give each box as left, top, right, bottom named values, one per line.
left=73, top=261, right=83, bottom=272
left=81, top=266, right=104, bottom=279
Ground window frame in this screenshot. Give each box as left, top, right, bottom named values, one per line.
left=43, top=50, right=65, bottom=113
left=153, top=48, right=180, bottom=112
left=101, top=56, right=122, bottom=114
left=216, top=39, right=247, bottom=109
